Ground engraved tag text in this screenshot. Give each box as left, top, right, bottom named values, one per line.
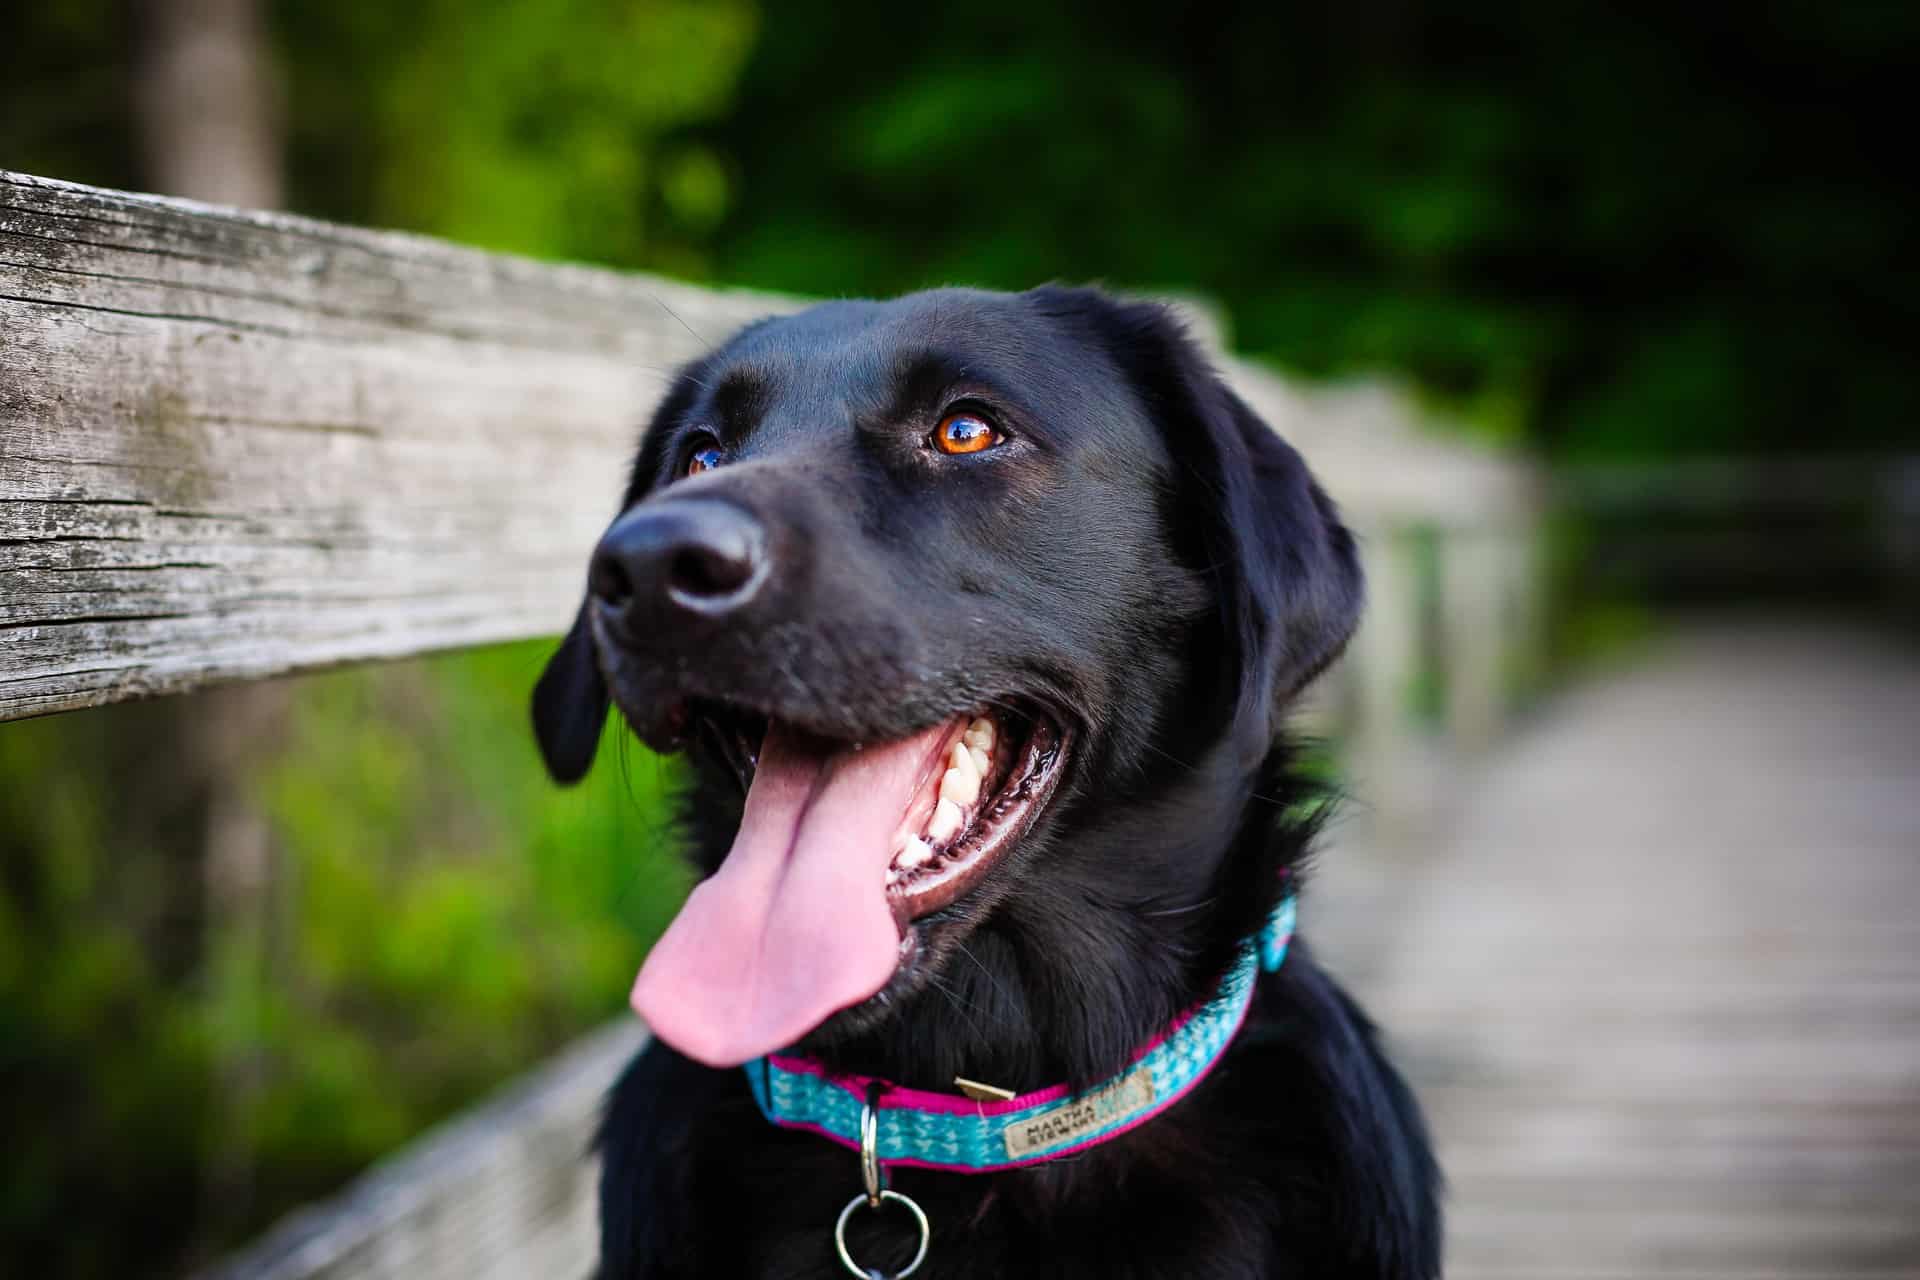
left=1001, top=1067, right=1157, bottom=1160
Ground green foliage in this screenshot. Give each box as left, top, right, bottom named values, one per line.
left=229, top=643, right=688, bottom=1172
left=1, top=647, right=689, bottom=1276
left=703, top=2, right=1920, bottom=458
left=0, top=0, right=137, bottom=184
left=274, top=0, right=756, bottom=274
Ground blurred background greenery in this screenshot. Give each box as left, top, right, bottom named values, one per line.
left=2, top=2, right=1915, bottom=1276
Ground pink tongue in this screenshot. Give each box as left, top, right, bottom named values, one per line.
left=629, top=720, right=951, bottom=1067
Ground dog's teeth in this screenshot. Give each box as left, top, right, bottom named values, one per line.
left=968, top=745, right=990, bottom=775
left=895, top=836, right=933, bottom=870
left=940, top=768, right=980, bottom=807
left=963, top=718, right=995, bottom=752
left=941, top=744, right=981, bottom=806
left=929, top=797, right=963, bottom=842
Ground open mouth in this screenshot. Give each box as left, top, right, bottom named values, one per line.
left=882, top=710, right=1066, bottom=923
left=697, top=703, right=1068, bottom=926
left=632, top=699, right=1071, bottom=1067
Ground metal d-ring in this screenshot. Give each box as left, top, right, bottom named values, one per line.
left=834, top=1189, right=930, bottom=1279
left=832, top=1083, right=930, bottom=1278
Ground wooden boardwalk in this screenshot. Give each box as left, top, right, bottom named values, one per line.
left=1313, top=620, right=1920, bottom=1279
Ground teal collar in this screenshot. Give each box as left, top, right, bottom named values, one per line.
left=745, top=897, right=1296, bottom=1173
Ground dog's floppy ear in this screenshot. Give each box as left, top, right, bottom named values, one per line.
left=1200, top=384, right=1365, bottom=751
left=1033, top=287, right=1364, bottom=758
left=532, top=602, right=609, bottom=783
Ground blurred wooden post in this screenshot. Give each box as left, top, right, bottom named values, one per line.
left=1350, top=523, right=1422, bottom=826
left=1439, top=525, right=1507, bottom=750
left=1882, top=458, right=1920, bottom=618
left=1504, top=524, right=1548, bottom=703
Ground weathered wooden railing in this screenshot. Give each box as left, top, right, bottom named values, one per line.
left=1556, top=454, right=1920, bottom=605
left=0, top=169, right=1540, bottom=1278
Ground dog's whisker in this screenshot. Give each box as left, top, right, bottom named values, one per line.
left=953, top=941, right=1017, bottom=1013
left=650, top=293, right=714, bottom=353
left=1142, top=741, right=1206, bottom=774
left=925, top=973, right=990, bottom=1042
left=1138, top=897, right=1219, bottom=919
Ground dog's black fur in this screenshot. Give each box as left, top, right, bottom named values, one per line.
left=534, top=286, right=1441, bottom=1278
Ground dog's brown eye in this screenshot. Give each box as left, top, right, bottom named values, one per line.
left=932, top=411, right=1000, bottom=456
left=686, top=445, right=725, bottom=476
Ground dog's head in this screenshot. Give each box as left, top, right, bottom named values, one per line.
left=533, top=287, right=1360, bottom=1076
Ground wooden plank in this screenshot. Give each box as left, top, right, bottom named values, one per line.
left=0, top=169, right=794, bottom=719
left=1223, top=358, right=1539, bottom=526
left=1445, top=1201, right=1920, bottom=1275
left=1310, top=620, right=1920, bottom=1279
left=1552, top=455, right=1890, bottom=511
left=1451, top=1270, right=1917, bottom=1280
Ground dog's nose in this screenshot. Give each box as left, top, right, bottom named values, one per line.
left=589, top=498, right=768, bottom=627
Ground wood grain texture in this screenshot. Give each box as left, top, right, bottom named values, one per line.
left=0, top=168, right=1532, bottom=722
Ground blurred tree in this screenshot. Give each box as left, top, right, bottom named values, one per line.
left=130, top=0, right=289, bottom=1259
left=132, top=0, right=283, bottom=208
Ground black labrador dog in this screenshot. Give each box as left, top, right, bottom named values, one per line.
left=533, top=286, right=1441, bottom=1279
